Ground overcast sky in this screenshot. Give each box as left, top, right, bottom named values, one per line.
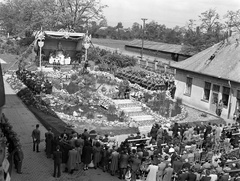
left=100, top=0, right=240, bottom=28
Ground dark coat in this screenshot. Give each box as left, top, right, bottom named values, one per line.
left=119, top=153, right=129, bottom=168
left=183, top=162, right=191, bottom=170
left=131, top=157, right=141, bottom=171
left=60, top=142, right=72, bottom=163
left=178, top=172, right=189, bottom=181
left=82, top=145, right=93, bottom=165
left=53, top=150, right=62, bottom=164
left=45, top=131, right=54, bottom=156
left=173, top=160, right=183, bottom=173
left=32, top=129, right=40, bottom=142
left=200, top=176, right=211, bottom=181
left=187, top=172, right=196, bottom=181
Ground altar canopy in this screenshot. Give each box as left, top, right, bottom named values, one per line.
left=35, top=30, right=85, bottom=64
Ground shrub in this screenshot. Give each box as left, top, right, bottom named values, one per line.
left=66, top=81, right=79, bottom=94
left=86, top=112, right=94, bottom=119
left=18, top=36, right=35, bottom=46
left=119, top=110, right=125, bottom=122
left=108, top=104, right=117, bottom=115
left=51, top=79, right=61, bottom=90
left=70, top=73, right=78, bottom=81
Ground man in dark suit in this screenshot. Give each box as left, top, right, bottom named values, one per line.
left=53, top=145, right=62, bottom=178
left=119, top=150, right=129, bottom=180
left=187, top=168, right=197, bottom=181
left=32, top=124, right=41, bottom=152
left=130, top=154, right=141, bottom=181
left=178, top=169, right=189, bottom=181
left=173, top=157, right=183, bottom=174
left=45, top=127, right=54, bottom=158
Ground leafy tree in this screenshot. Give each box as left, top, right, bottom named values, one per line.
left=116, top=22, right=123, bottom=39
left=131, top=22, right=141, bottom=38
left=89, top=21, right=99, bottom=37
left=145, top=21, right=159, bottom=41
left=0, top=0, right=107, bottom=35
left=99, top=18, right=108, bottom=27
left=55, top=0, right=107, bottom=31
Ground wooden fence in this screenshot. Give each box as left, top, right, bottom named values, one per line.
left=138, top=59, right=176, bottom=75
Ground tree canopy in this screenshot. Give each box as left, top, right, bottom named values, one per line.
left=0, top=1, right=239, bottom=54
left=0, top=0, right=107, bottom=35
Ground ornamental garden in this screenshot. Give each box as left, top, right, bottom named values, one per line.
left=5, top=36, right=187, bottom=135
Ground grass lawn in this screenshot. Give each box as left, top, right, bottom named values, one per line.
left=91, top=38, right=131, bottom=51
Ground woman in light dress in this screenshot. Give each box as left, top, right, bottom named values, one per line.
left=146, top=162, right=159, bottom=181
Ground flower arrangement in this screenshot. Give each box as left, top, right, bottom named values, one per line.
left=7, top=68, right=187, bottom=129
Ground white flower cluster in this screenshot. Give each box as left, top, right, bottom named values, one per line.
left=6, top=74, right=26, bottom=93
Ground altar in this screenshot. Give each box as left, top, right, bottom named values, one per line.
left=35, top=30, right=85, bottom=65
left=49, top=50, right=71, bottom=65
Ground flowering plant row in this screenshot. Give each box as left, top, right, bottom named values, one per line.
left=6, top=74, right=59, bottom=118
left=89, top=70, right=188, bottom=123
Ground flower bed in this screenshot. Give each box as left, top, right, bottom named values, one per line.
left=89, top=70, right=188, bottom=124
left=7, top=69, right=187, bottom=131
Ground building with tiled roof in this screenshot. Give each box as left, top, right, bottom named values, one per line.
left=171, top=33, right=240, bottom=120
left=125, top=39, right=193, bottom=62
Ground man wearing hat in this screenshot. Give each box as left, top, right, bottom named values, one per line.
left=135, top=132, right=141, bottom=139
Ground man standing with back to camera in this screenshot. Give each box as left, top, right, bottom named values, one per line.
left=53, top=145, right=62, bottom=178
left=32, top=124, right=41, bottom=152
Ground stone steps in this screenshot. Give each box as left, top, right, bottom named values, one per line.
left=113, top=99, right=155, bottom=123
left=121, top=106, right=142, bottom=112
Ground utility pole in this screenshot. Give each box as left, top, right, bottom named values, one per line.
left=141, top=18, right=147, bottom=60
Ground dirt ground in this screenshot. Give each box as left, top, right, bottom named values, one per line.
left=178, top=105, right=226, bottom=126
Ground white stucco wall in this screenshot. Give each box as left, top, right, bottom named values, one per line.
left=175, top=69, right=239, bottom=120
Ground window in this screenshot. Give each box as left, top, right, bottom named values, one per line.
left=222, top=86, right=230, bottom=107
left=185, top=77, right=193, bottom=96
left=203, top=82, right=211, bottom=101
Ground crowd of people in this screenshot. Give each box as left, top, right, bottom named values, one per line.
left=115, top=68, right=176, bottom=99
left=16, top=69, right=53, bottom=94
left=0, top=114, right=24, bottom=175
left=31, top=120, right=240, bottom=181
left=115, top=69, right=175, bottom=91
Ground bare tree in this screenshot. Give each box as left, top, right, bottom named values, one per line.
left=199, top=9, right=220, bottom=33
left=224, top=10, right=240, bottom=33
